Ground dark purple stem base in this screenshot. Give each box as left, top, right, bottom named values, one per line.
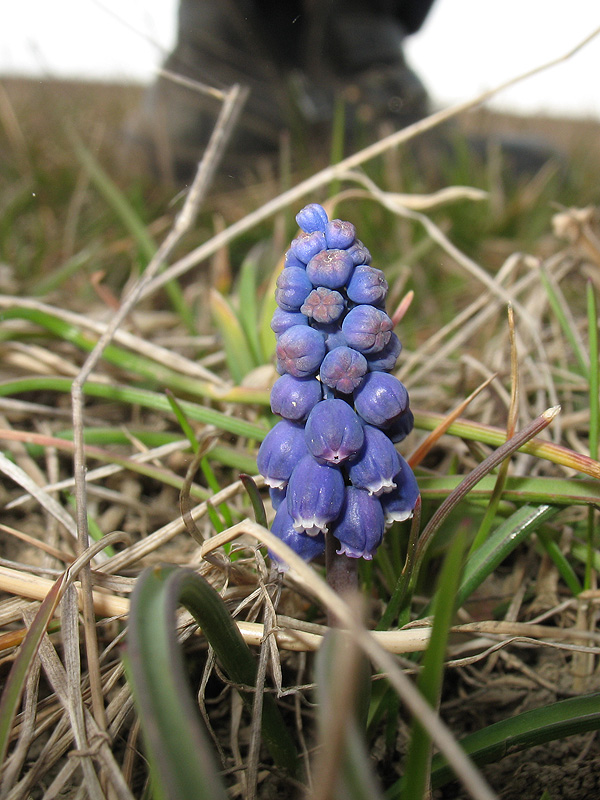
left=325, top=532, right=359, bottom=627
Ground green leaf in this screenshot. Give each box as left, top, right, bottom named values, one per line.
left=0, top=377, right=268, bottom=439
left=431, top=693, right=600, bottom=789
left=417, top=474, right=600, bottom=506
left=240, top=474, right=267, bottom=529
left=258, top=263, right=279, bottom=362
left=126, top=565, right=299, bottom=799
left=210, top=289, right=257, bottom=383
left=539, top=265, right=589, bottom=376
left=457, top=504, right=559, bottom=608
left=536, top=527, right=582, bottom=596
left=0, top=306, right=266, bottom=403
left=401, top=530, right=466, bottom=800
left=124, top=569, right=227, bottom=800
left=237, top=255, right=263, bottom=365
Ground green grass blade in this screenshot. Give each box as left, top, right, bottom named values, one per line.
left=165, top=389, right=200, bottom=453
left=416, top=474, right=600, bottom=506
left=539, top=265, right=589, bottom=375
left=237, top=255, right=263, bottom=364
left=0, top=306, right=241, bottom=402
left=73, top=135, right=194, bottom=331
left=66, top=495, right=116, bottom=558
left=163, top=401, right=234, bottom=528
left=0, top=377, right=268, bottom=439
left=586, top=280, right=599, bottom=589
left=126, top=566, right=299, bottom=784
left=536, top=527, right=582, bottom=596
left=240, top=474, right=267, bottom=529
left=202, top=458, right=234, bottom=527
left=430, top=693, right=600, bottom=789
left=30, top=246, right=98, bottom=296
left=0, top=573, right=65, bottom=766
left=210, top=288, right=257, bottom=383
left=401, top=530, right=466, bottom=800
left=457, top=504, right=560, bottom=608
left=15, top=427, right=258, bottom=483
left=258, top=263, right=279, bottom=362
left=124, top=568, right=228, bottom=800
left=412, top=410, right=600, bottom=480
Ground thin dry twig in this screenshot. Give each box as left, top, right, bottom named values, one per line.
left=67, top=82, right=248, bottom=740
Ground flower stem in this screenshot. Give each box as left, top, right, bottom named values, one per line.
left=325, top=533, right=358, bottom=627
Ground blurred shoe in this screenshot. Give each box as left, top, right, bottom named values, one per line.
left=122, top=4, right=431, bottom=183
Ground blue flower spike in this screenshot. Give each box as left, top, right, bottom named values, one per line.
left=256, top=420, right=308, bottom=489
left=290, top=230, right=327, bottom=264
left=259, top=202, right=418, bottom=567
left=305, top=398, right=364, bottom=464
left=320, top=346, right=367, bottom=394
left=333, top=487, right=385, bottom=560
left=269, top=503, right=326, bottom=572
left=306, top=248, right=354, bottom=289
left=347, top=265, right=388, bottom=306
left=276, top=325, right=326, bottom=378
left=295, top=202, right=329, bottom=233
left=380, top=455, right=420, bottom=528
left=270, top=374, right=322, bottom=422
left=275, top=266, right=313, bottom=312
left=353, top=371, right=410, bottom=427
left=325, top=218, right=356, bottom=250
left=270, top=307, right=308, bottom=336
left=342, top=305, right=393, bottom=354
left=287, top=455, right=345, bottom=535
left=301, top=287, right=346, bottom=324
left=347, top=424, right=401, bottom=496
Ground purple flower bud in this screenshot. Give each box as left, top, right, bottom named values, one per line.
left=305, top=399, right=364, bottom=464
left=276, top=325, right=326, bottom=378
left=365, top=332, right=402, bottom=372
left=271, top=308, right=308, bottom=336
left=284, top=250, right=307, bottom=269
left=287, top=454, right=345, bottom=535
left=290, top=230, right=327, bottom=264
left=316, top=324, right=348, bottom=353
left=269, top=486, right=287, bottom=510
left=347, top=424, right=401, bottom=496
left=275, top=266, right=313, bottom=312
left=257, top=420, right=308, bottom=489
left=306, top=249, right=354, bottom=289
left=270, top=374, right=322, bottom=422
left=380, top=455, right=419, bottom=527
left=301, top=287, right=346, bottom=324
left=332, top=487, right=385, bottom=560
left=346, top=239, right=372, bottom=266
left=342, top=305, right=393, bottom=354
left=385, top=408, right=414, bottom=443
left=270, top=502, right=325, bottom=571
left=320, top=346, right=367, bottom=394
left=325, top=219, right=356, bottom=250
left=296, top=203, right=329, bottom=233
left=353, top=372, right=410, bottom=428
left=346, top=265, right=388, bottom=306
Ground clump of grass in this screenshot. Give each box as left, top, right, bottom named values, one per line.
left=2, top=31, right=600, bottom=800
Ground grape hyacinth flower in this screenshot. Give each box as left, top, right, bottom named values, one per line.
left=257, top=202, right=419, bottom=573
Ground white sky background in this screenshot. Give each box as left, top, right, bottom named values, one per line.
left=2, top=0, right=600, bottom=119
